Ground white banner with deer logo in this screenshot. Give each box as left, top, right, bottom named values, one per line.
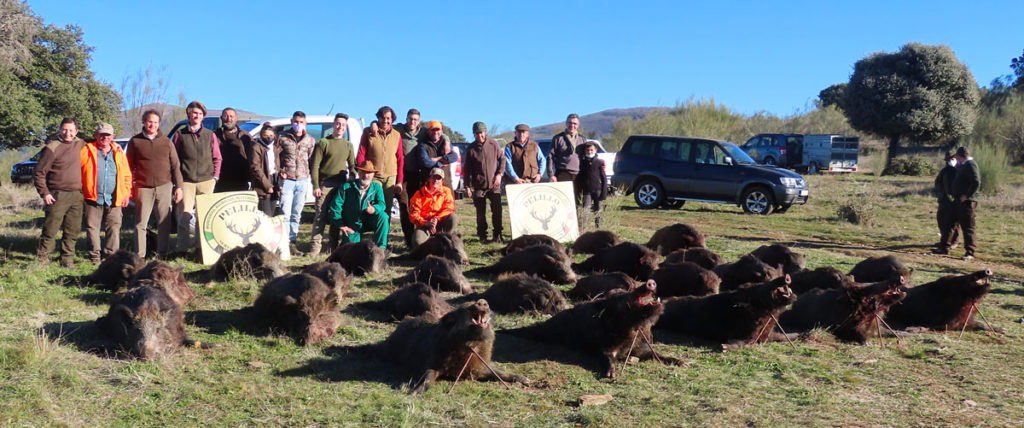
left=505, top=182, right=579, bottom=242
left=196, top=191, right=291, bottom=265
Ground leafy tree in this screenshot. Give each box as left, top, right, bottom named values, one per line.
left=840, top=43, right=979, bottom=172
left=818, top=84, right=846, bottom=109
left=1011, top=49, right=1024, bottom=88
left=0, top=0, right=39, bottom=75
left=0, top=7, right=121, bottom=149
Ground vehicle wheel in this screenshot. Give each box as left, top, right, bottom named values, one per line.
left=764, top=156, right=776, bottom=166
left=741, top=186, right=775, bottom=215
left=634, top=179, right=664, bottom=209
left=808, top=162, right=818, bottom=174
left=663, top=200, right=685, bottom=209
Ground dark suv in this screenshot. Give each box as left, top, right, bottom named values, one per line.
left=740, top=133, right=803, bottom=167
left=611, top=135, right=809, bottom=214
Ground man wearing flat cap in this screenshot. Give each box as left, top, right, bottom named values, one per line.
left=80, top=122, right=133, bottom=264
left=950, top=146, right=981, bottom=261
left=408, top=167, right=456, bottom=250
left=463, top=121, right=505, bottom=243
left=327, top=160, right=389, bottom=249
left=504, top=123, right=546, bottom=184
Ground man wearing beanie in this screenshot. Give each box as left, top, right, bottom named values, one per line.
left=463, top=121, right=505, bottom=243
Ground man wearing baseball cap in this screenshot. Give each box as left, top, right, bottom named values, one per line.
left=80, top=123, right=133, bottom=264
left=408, top=167, right=456, bottom=250
left=328, top=160, right=389, bottom=249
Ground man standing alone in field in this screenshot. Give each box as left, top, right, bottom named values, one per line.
left=213, top=107, right=252, bottom=192
left=127, top=110, right=183, bottom=258
left=931, top=151, right=960, bottom=255
left=462, top=121, right=505, bottom=243
left=35, top=117, right=87, bottom=267
left=309, top=113, right=356, bottom=256
left=80, top=123, right=132, bottom=264
left=172, top=101, right=222, bottom=254
left=951, top=146, right=980, bottom=261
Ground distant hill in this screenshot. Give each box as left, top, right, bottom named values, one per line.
left=526, top=107, right=665, bottom=140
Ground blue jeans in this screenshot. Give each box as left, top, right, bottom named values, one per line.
left=279, top=178, right=309, bottom=241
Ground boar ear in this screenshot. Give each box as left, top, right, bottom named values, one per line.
left=848, top=274, right=856, bottom=283
left=283, top=296, right=299, bottom=306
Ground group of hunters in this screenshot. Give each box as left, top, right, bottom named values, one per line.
left=33, top=103, right=608, bottom=267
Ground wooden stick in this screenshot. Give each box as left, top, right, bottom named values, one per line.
left=467, top=347, right=512, bottom=391
left=447, top=354, right=474, bottom=394
left=636, top=329, right=663, bottom=364
left=872, top=314, right=903, bottom=345
left=876, top=318, right=884, bottom=348
left=770, top=314, right=798, bottom=350
left=753, top=318, right=773, bottom=344
left=959, top=304, right=976, bottom=339
left=621, top=331, right=640, bottom=374
left=973, top=303, right=997, bottom=335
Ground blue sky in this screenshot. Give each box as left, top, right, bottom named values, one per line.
left=28, top=0, right=1024, bottom=137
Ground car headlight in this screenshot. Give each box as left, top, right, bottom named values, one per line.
left=780, top=177, right=799, bottom=187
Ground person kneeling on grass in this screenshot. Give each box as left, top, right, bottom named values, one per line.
left=327, top=160, right=389, bottom=249
left=408, top=167, right=456, bottom=251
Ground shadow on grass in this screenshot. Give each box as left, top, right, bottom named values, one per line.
left=990, top=288, right=1024, bottom=298
left=491, top=331, right=606, bottom=379
left=276, top=344, right=410, bottom=389
left=186, top=308, right=253, bottom=336
left=184, top=269, right=212, bottom=284
left=42, top=319, right=111, bottom=356
left=0, top=233, right=43, bottom=258
left=55, top=273, right=87, bottom=288
left=651, top=328, right=734, bottom=351
left=74, top=291, right=115, bottom=306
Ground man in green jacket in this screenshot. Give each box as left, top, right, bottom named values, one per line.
left=951, top=146, right=981, bottom=261
left=328, top=160, right=389, bottom=249
left=309, top=113, right=356, bottom=255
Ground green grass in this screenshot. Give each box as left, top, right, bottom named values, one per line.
left=1, top=171, right=1024, bottom=426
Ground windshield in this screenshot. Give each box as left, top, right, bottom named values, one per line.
left=723, top=142, right=756, bottom=164
left=239, top=121, right=260, bottom=133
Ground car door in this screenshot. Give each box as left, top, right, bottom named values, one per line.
left=689, top=141, right=742, bottom=201
left=655, top=138, right=693, bottom=198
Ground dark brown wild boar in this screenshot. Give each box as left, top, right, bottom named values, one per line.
left=662, top=248, right=726, bottom=270
left=565, top=272, right=637, bottom=301
left=573, top=242, right=659, bottom=281
left=252, top=273, right=343, bottom=345
left=358, top=282, right=452, bottom=320
left=651, top=262, right=720, bottom=298
left=885, top=269, right=999, bottom=333
left=327, top=241, right=388, bottom=276
left=376, top=299, right=529, bottom=394
left=848, top=255, right=912, bottom=283
left=749, top=244, right=806, bottom=275
left=88, top=250, right=145, bottom=291
left=779, top=276, right=907, bottom=343
left=404, top=255, right=473, bottom=294
left=714, top=255, right=784, bottom=291
left=571, top=230, right=622, bottom=254
left=212, top=243, right=285, bottom=281
left=479, top=273, right=569, bottom=315
left=646, top=223, right=706, bottom=255
left=655, top=275, right=797, bottom=349
left=505, top=280, right=685, bottom=378
left=471, top=245, right=577, bottom=284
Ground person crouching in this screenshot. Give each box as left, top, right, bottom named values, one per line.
left=408, top=167, right=456, bottom=251
left=327, top=160, right=389, bottom=249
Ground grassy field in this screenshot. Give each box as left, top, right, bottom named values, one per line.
left=1, top=170, right=1023, bottom=426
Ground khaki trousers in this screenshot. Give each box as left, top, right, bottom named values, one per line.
left=134, top=182, right=174, bottom=257
left=84, top=201, right=122, bottom=261
left=176, top=179, right=215, bottom=252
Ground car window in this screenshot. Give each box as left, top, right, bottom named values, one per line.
left=694, top=142, right=713, bottom=164
left=711, top=144, right=730, bottom=164
left=786, top=135, right=801, bottom=146
left=657, top=140, right=691, bottom=162
left=626, top=138, right=656, bottom=157
left=756, top=137, right=767, bottom=147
